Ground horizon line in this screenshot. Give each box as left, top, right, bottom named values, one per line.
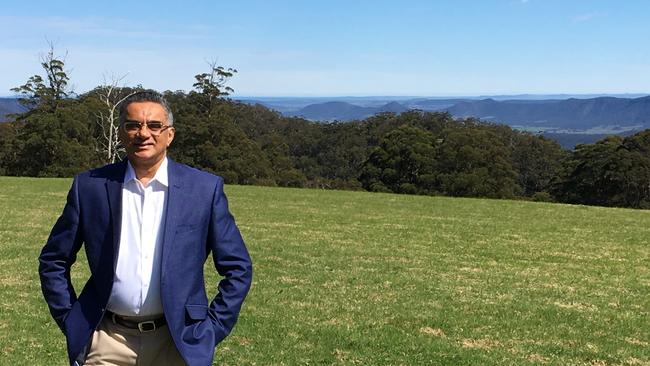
left=2, top=92, right=650, bottom=99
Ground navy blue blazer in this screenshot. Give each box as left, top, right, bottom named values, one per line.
left=38, top=159, right=253, bottom=365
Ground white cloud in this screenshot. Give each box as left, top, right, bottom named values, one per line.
left=0, top=15, right=216, bottom=41
left=572, top=13, right=599, bottom=23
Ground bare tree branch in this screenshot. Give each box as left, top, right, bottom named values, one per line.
left=95, top=73, right=136, bottom=164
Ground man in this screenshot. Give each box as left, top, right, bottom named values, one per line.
left=39, top=91, right=253, bottom=366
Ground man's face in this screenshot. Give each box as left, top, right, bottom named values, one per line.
left=119, top=102, right=175, bottom=167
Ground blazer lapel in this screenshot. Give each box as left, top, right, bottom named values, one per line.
left=105, top=160, right=127, bottom=271
left=162, top=159, right=184, bottom=273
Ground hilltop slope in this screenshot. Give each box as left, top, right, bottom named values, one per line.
left=1, top=177, right=647, bottom=365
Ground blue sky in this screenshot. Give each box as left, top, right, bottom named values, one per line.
left=2, top=0, right=649, bottom=97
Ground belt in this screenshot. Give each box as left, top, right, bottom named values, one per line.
left=107, top=311, right=166, bottom=333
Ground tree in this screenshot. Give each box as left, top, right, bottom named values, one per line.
left=11, top=42, right=71, bottom=111
left=91, top=75, right=138, bottom=164
left=616, top=130, right=650, bottom=208
left=552, top=131, right=650, bottom=208
left=8, top=44, right=100, bottom=177
left=11, top=100, right=100, bottom=177
left=170, top=99, right=274, bottom=185
left=552, top=136, right=621, bottom=206
left=0, top=122, right=19, bottom=175
left=257, top=133, right=307, bottom=187
left=360, top=125, right=438, bottom=194
left=512, top=134, right=567, bottom=197
left=191, top=60, right=237, bottom=116
left=435, top=124, right=520, bottom=198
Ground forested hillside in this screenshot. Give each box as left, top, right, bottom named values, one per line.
left=1, top=53, right=649, bottom=209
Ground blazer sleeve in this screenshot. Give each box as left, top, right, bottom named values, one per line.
left=38, top=176, right=84, bottom=332
left=207, top=178, right=253, bottom=344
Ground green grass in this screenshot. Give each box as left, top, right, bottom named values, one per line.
left=0, top=176, right=648, bottom=365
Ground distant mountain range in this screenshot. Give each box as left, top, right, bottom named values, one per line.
left=287, top=101, right=409, bottom=121
left=446, top=97, right=650, bottom=131
left=239, top=95, right=650, bottom=134
left=0, top=98, right=27, bottom=122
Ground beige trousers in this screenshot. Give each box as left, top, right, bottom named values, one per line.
left=84, top=316, right=186, bottom=366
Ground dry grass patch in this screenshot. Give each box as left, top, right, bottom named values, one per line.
left=460, top=338, right=501, bottom=349
left=625, top=338, right=649, bottom=347
left=526, top=353, right=550, bottom=363
left=626, top=357, right=650, bottom=365
left=419, top=327, right=446, bottom=337
left=553, top=301, right=599, bottom=312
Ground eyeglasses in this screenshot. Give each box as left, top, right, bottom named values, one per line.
left=122, top=121, right=172, bottom=135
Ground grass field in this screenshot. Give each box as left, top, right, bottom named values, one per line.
left=0, top=176, right=648, bottom=365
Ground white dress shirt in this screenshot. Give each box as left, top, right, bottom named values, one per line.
left=107, top=158, right=168, bottom=317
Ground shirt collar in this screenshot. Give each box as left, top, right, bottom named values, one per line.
left=124, top=157, right=169, bottom=187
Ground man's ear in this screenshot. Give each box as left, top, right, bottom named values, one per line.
left=167, top=127, right=175, bottom=147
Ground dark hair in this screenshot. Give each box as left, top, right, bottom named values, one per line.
left=119, top=90, right=174, bottom=126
